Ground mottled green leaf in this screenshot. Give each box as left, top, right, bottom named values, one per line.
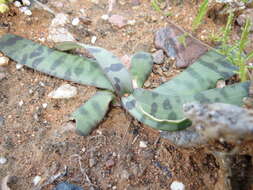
left=72, top=91, right=115, bottom=136
left=130, top=52, right=153, bottom=88
left=55, top=41, right=133, bottom=96
left=0, top=34, right=114, bottom=91
left=154, top=50, right=238, bottom=95
left=122, top=82, right=250, bottom=131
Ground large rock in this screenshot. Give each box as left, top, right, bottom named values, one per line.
left=154, top=26, right=208, bottom=68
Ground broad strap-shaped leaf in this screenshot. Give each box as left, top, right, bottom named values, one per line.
left=122, top=95, right=192, bottom=131
left=130, top=52, right=153, bottom=88
left=122, top=82, right=250, bottom=131
left=72, top=91, right=115, bottom=136
left=154, top=50, right=238, bottom=95
left=0, top=34, right=114, bottom=91
left=55, top=41, right=133, bottom=96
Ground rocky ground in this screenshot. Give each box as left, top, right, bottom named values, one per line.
left=0, top=0, right=253, bottom=189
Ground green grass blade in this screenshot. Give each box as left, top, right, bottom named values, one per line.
left=0, top=34, right=114, bottom=91
left=72, top=91, right=115, bottom=136
left=192, top=0, right=209, bottom=30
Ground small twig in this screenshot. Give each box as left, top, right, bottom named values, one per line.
left=34, top=166, right=68, bottom=190
left=132, top=134, right=139, bottom=145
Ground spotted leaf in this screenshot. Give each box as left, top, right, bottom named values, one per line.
left=55, top=41, right=133, bottom=96
left=72, top=91, right=115, bottom=136
left=0, top=34, right=114, bottom=91
left=154, top=50, right=238, bottom=95
left=130, top=52, right=153, bottom=88
left=122, top=82, right=250, bottom=131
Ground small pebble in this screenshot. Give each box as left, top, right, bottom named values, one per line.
left=121, top=170, right=130, bottom=179
left=42, top=103, right=48, bottom=109
left=14, top=1, right=22, bottom=7
left=18, top=100, right=24, bottom=107
left=0, top=57, right=9, bottom=66
left=22, top=0, right=31, bottom=6
left=89, top=158, right=97, bottom=167
left=19, top=6, right=29, bottom=13
left=105, top=159, right=115, bottom=168
left=33, top=176, right=41, bottom=186
left=48, top=84, right=77, bottom=99
left=16, top=63, right=24, bottom=70
left=152, top=50, right=164, bottom=64
left=72, top=17, right=80, bottom=26
left=91, top=36, right=97, bottom=44
left=127, top=20, right=136, bottom=25
left=0, top=157, right=7, bottom=165
left=139, top=141, right=147, bottom=148
left=101, top=14, right=109, bottom=20
left=170, top=181, right=185, bottom=190
left=108, top=14, right=127, bottom=28
left=24, top=9, right=32, bottom=16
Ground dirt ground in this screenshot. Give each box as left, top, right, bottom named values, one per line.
left=0, top=0, right=252, bottom=189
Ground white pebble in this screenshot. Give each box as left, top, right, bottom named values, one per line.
left=24, top=9, right=32, bottom=16
left=139, top=141, right=147, bottom=148
left=22, top=0, right=31, bottom=6
left=0, top=56, right=9, bottom=66
left=127, top=20, right=136, bottom=25
left=91, top=36, right=97, bottom=44
left=39, top=81, right=45, bottom=87
left=19, top=100, right=24, bottom=107
left=33, top=176, right=41, bottom=186
left=14, top=1, right=22, bottom=7
left=19, top=6, right=29, bottom=13
left=72, top=17, right=80, bottom=26
left=48, top=84, right=77, bottom=99
left=0, top=157, right=7, bottom=165
left=101, top=14, right=109, bottom=20
left=170, top=181, right=185, bottom=190
left=16, top=63, right=24, bottom=70
left=42, top=103, right=48, bottom=108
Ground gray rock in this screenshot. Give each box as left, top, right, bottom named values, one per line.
left=237, top=9, right=253, bottom=32
left=48, top=27, right=75, bottom=43
left=183, top=103, right=253, bottom=144
left=121, top=170, right=130, bottom=179
left=47, top=13, right=75, bottom=43
left=54, top=182, right=83, bottom=190
left=0, top=116, right=4, bottom=127
left=89, top=158, right=97, bottom=167
left=0, top=72, right=6, bottom=81
left=152, top=50, right=164, bottom=64
left=108, top=15, right=127, bottom=28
